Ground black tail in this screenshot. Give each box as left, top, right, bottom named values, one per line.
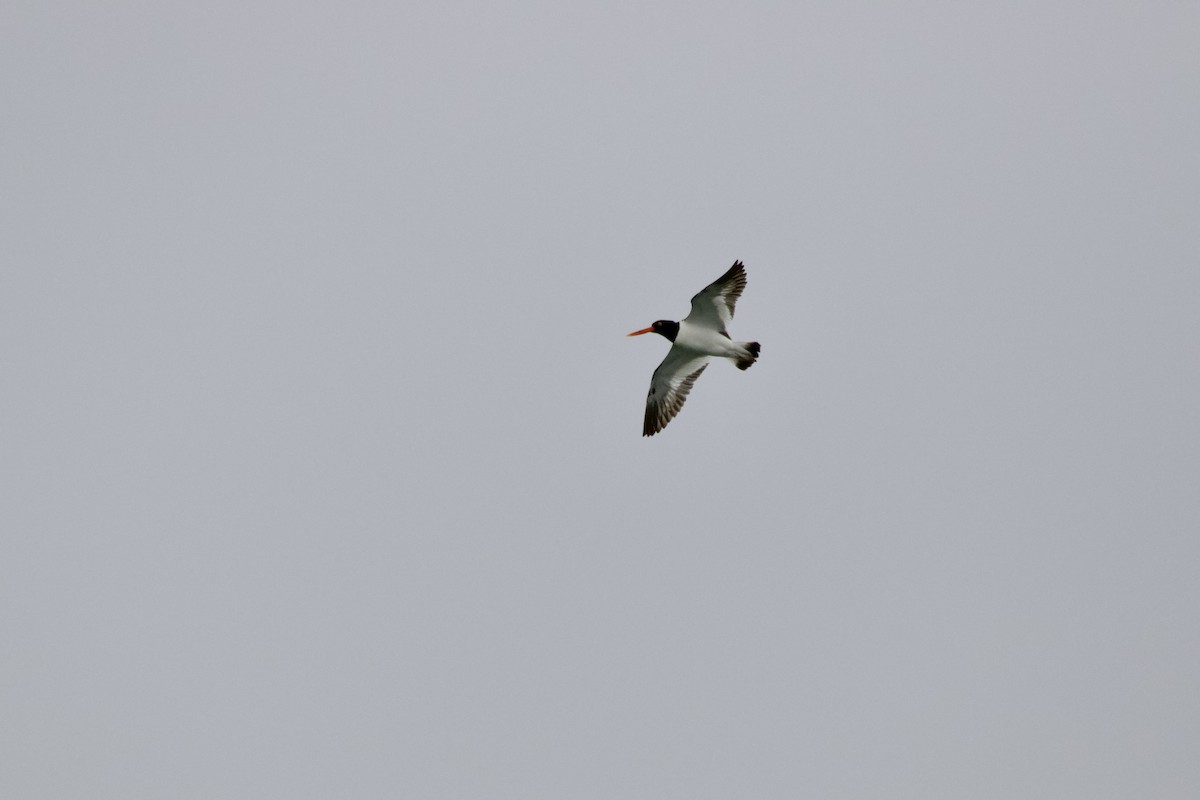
left=735, top=341, right=761, bottom=371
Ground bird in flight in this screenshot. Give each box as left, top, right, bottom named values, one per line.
left=628, top=260, right=761, bottom=436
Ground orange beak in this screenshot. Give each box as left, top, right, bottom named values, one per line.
left=627, top=326, right=655, bottom=336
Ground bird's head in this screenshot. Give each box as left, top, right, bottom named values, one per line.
left=627, top=320, right=679, bottom=342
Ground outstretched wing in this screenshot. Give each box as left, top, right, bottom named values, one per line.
left=643, top=346, right=711, bottom=436
left=683, top=260, right=747, bottom=335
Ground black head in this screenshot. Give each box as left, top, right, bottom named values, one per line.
left=628, top=320, right=679, bottom=342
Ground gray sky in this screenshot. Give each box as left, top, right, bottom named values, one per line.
left=3, top=2, right=1199, bottom=798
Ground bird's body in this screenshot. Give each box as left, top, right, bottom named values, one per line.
left=628, top=261, right=761, bottom=436
left=673, top=320, right=753, bottom=360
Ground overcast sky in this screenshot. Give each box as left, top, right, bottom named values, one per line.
left=3, top=2, right=1199, bottom=798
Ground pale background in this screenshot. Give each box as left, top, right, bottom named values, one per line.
left=3, top=2, right=1198, bottom=798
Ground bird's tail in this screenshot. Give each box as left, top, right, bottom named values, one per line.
left=735, top=341, right=761, bottom=371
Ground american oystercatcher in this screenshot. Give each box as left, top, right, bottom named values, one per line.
left=628, top=261, right=761, bottom=436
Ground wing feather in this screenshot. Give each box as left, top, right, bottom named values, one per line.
left=683, top=261, right=747, bottom=334
left=643, top=348, right=711, bottom=436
